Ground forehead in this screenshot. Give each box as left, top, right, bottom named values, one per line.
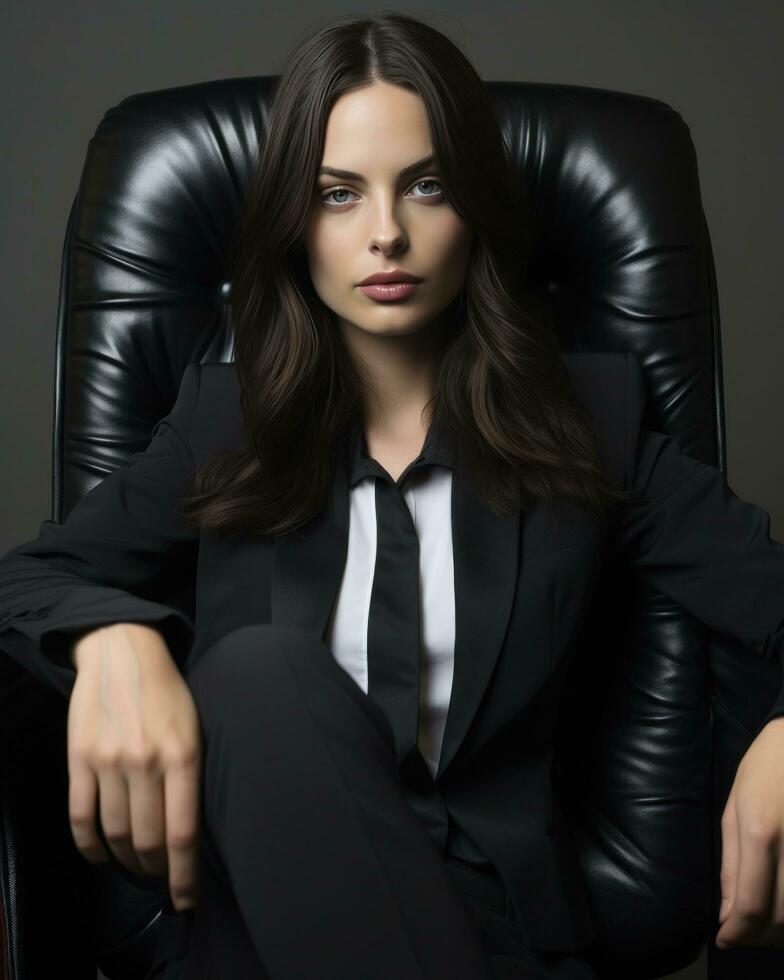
left=320, top=83, right=433, bottom=171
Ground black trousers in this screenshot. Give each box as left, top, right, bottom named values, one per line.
left=134, top=622, right=597, bottom=980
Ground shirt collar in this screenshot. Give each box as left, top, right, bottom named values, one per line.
left=345, top=405, right=459, bottom=488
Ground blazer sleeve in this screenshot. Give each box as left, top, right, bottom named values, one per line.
left=610, top=365, right=784, bottom=734
left=0, top=363, right=202, bottom=700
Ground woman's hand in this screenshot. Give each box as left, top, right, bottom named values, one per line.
left=716, top=715, right=784, bottom=949
left=67, top=622, right=201, bottom=913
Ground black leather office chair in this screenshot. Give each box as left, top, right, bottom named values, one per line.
left=1, top=76, right=782, bottom=980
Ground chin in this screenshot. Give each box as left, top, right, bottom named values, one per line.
left=365, top=319, right=426, bottom=335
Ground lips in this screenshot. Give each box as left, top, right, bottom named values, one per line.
left=358, top=281, right=420, bottom=301
left=357, top=270, right=422, bottom=285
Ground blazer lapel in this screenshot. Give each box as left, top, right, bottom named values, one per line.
left=270, top=440, right=350, bottom=639
left=436, top=463, right=520, bottom=779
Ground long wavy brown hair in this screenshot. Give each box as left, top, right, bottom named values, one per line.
left=179, top=10, right=632, bottom=540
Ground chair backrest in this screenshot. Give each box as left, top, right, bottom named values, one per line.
left=3, top=75, right=781, bottom=980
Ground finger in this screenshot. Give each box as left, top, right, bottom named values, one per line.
left=68, top=756, right=111, bottom=865
left=127, top=764, right=168, bottom=878
left=719, top=798, right=739, bottom=923
left=164, top=751, right=202, bottom=909
left=97, top=767, right=148, bottom=877
left=771, top=837, right=784, bottom=938
left=719, top=819, right=777, bottom=947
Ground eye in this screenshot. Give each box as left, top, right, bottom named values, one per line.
left=410, top=179, right=443, bottom=200
left=320, top=178, right=444, bottom=208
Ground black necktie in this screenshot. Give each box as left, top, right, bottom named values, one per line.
left=366, top=477, right=422, bottom=772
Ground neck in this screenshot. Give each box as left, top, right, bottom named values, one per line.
left=341, top=310, right=453, bottom=438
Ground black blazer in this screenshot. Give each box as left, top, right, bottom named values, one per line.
left=2, top=352, right=784, bottom=954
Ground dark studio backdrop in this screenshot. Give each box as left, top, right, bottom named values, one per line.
left=1, top=3, right=782, bottom=980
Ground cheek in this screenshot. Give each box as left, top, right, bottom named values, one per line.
left=305, top=224, right=342, bottom=288
left=449, top=219, right=473, bottom=263
left=313, top=218, right=351, bottom=259
left=431, top=210, right=471, bottom=253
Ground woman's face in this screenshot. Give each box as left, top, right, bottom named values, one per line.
left=304, top=81, right=473, bottom=342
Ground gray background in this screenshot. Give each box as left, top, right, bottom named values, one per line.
left=2, top=3, right=782, bottom=978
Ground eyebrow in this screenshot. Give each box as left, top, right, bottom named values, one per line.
left=317, top=154, right=436, bottom=182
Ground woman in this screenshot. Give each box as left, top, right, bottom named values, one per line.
left=2, top=11, right=784, bottom=980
